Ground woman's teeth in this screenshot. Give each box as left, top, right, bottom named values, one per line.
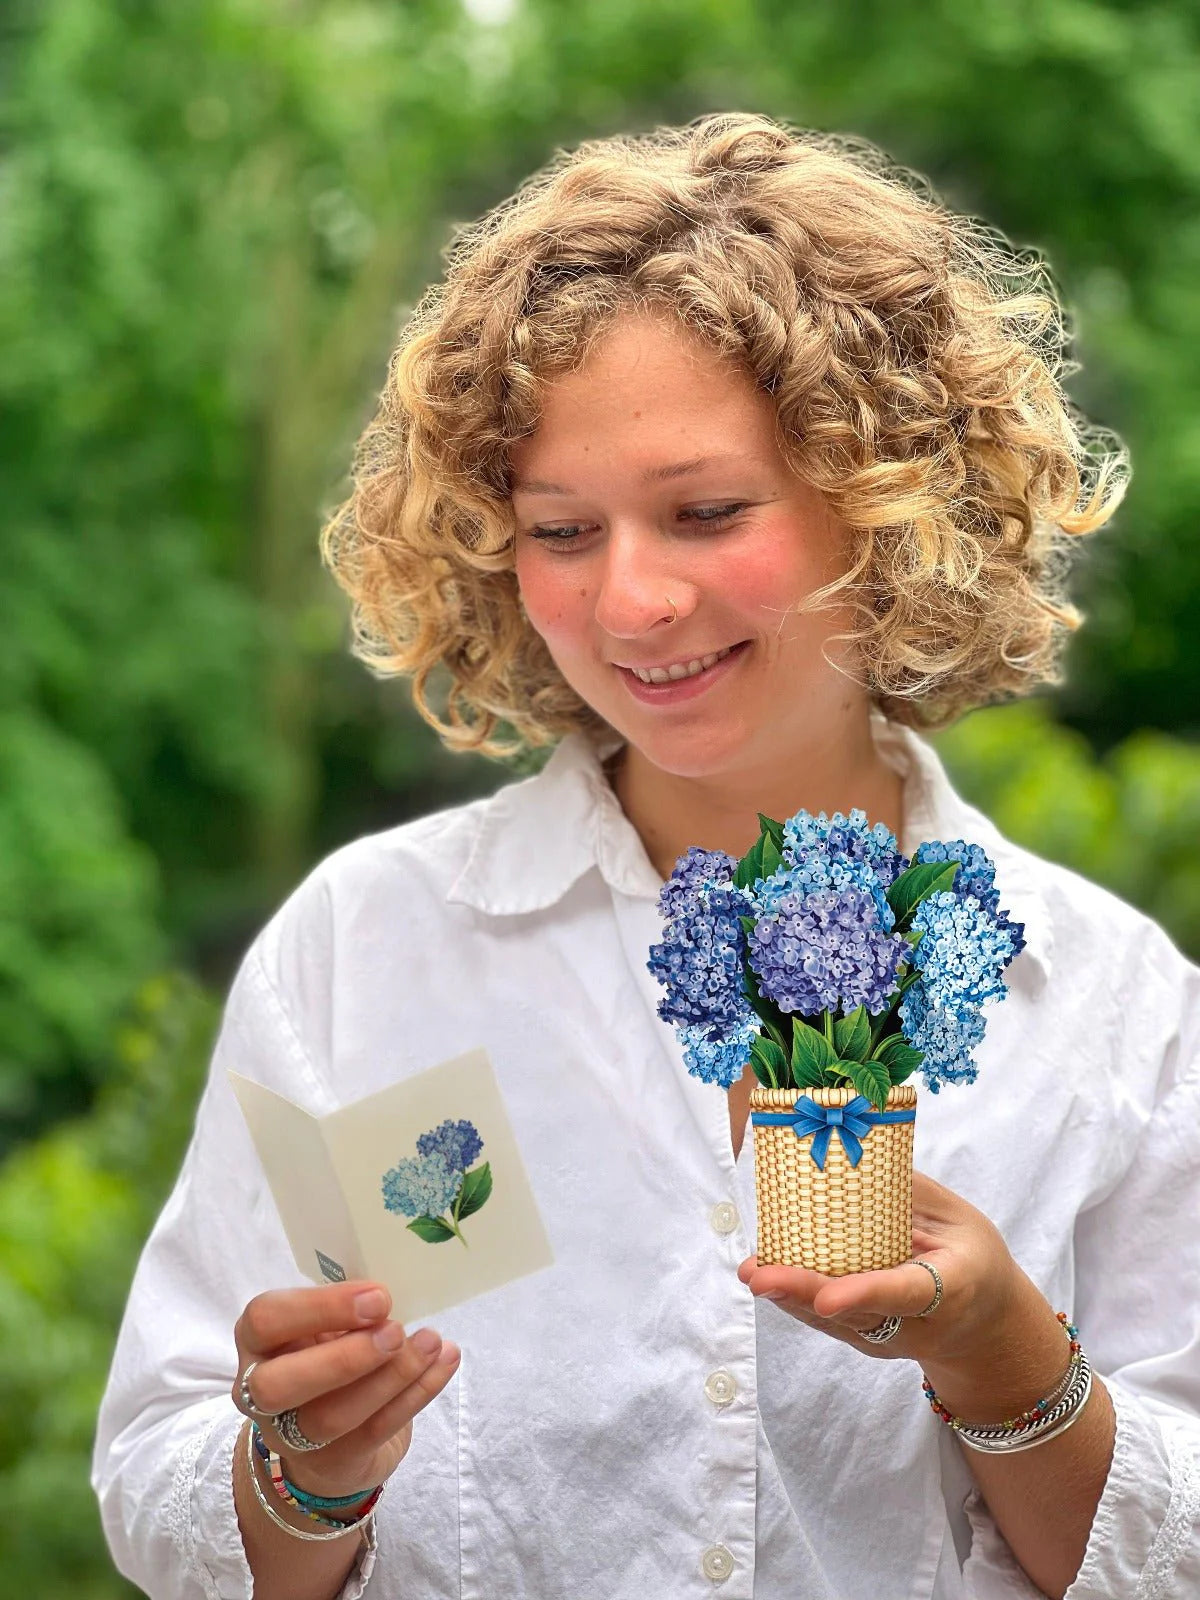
left=630, top=645, right=735, bottom=684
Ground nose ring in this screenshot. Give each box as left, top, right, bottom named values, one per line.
left=664, top=595, right=678, bottom=625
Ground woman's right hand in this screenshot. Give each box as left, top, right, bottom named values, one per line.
left=232, top=1279, right=461, bottom=1499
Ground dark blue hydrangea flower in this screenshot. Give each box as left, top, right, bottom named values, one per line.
left=648, top=846, right=758, bottom=1037
left=381, top=1152, right=461, bottom=1218
left=747, top=883, right=909, bottom=1018
left=416, top=1118, right=484, bottom=1175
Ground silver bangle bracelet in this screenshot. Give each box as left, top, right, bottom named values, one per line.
left=243, top=1423, right=373, bottom=1542
left=951, top=1350, right=1085, bottom=1442
left=954, top=1356, right=1094, bottom=1454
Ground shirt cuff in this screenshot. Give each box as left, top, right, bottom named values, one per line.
left=1065, top=1377, right=1200, bottom=1600
left=183, top=1402, right=377, bottom=1600
left=959, top=1377, right=1200, bottom=1599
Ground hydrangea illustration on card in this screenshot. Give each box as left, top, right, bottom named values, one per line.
left=382, top=1118, right=492, bottom=1247
left=648, top=809, right=1025, bottom=1273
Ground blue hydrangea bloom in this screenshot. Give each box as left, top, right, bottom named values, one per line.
left=898, top=983, right=988, bottom=1092
left=649, top=847, right=757, bottom=1037
left=381, top=1152, right=461, bottom=1219
left=417, top=1118, right=484, bottom=1175
left=915, top=839, right=1027, bottom=959
left=764, top=807, right=908, bottom=927
left=909, top=891, right=1020, bottom=1010
left=678, top=1012, right=762, bottom=1090
left=748, top=883, right=909, bottom=1017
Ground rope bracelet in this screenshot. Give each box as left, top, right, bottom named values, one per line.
left=921, top=1313, right=1095, bottom=1454
left=245, top=1422, right=383, bottom=1541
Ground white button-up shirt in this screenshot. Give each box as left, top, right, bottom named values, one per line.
left=93, top=712, right=1200, bottom=1599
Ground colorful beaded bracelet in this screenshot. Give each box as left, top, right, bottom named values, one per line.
left=250, top=1423, right=384, bottom=1530
left=921, top=1312, right=1082, bottom=1435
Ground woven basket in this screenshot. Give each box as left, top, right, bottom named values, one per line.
left=750, top=1083, right=917, bottom=1274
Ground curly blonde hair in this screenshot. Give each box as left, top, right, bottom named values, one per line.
left=320, top=110, right=1128, bottom=758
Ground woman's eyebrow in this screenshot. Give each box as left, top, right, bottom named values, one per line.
left=511, top=452, right=748, bottom=496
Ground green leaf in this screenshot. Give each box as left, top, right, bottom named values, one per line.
left=406, top=1215, right=457, bottom=1243
left=886, top=861, right=959, bottom=926
left=791, top=1016, right=837, bottom=1087
left=833, top=1005, right=872, bottom=1062
left=738, top=913, right=756, bottom=937
left=842, top=1059, right=891, bottom=1113
left=749, top=1034, right=787, bottom=1088
left=874, top=1035, right=924, bottom=1084
left=756, top=813, right=785, bottom=848
left=455, top=1161, right=493, bottom=1220
left=735, top=835, right=766, bottom=890
left=760, top=832, right=783, bottom=879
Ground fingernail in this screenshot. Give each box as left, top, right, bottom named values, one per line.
left=442, top=1342, right=461, bottom=1365
left=411, top=1328, right=441, bottom=1356
left=354, top=1289, right=388, bottom=1323
left=762, top=1291, right=787, bottom=1301
left=372, top=1321, right=407, bottom=1352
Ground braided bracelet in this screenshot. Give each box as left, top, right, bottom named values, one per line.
left=250, top=1424, right=383, bottom=1532
left=922, top=1313, right=1093, bottom=1453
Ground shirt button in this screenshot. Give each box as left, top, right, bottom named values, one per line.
left=710, top=1201, right=739, bottom=1235
left=701, top=1544, right=735, bottom=1582
left=704, top=1369, right=737, bottom=1407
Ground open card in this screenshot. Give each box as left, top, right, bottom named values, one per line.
left=228, top=1046, right=555, bottom=1323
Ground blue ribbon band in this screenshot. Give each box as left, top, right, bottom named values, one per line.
left=750, top=1093, right=915, bottom=1170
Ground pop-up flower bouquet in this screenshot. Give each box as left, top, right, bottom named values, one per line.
left=648, top=809, right=1025, bottom=1273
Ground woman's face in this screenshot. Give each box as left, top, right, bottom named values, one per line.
left=510, top=311, right=865, bottom=779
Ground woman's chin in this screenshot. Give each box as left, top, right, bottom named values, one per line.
left=615, top=724, right=750, bottom=780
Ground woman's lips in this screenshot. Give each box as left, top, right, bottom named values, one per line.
left=616, top=640, right=751, bottom=704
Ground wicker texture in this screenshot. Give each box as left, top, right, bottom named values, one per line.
left=751, top=1084, right=917, bottom=1274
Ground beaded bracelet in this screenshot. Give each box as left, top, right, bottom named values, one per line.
left=922, top=1312, right=1091, bottom=1452
left=244, top=1424, right=375, bottom=1543
left=250, top=1424, right=383, bottom=1531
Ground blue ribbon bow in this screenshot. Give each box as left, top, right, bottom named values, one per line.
left=750, top=1093, right=916, bottom=1170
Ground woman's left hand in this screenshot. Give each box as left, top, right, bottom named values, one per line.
left=738, top=1168, right=1025, bottom=1365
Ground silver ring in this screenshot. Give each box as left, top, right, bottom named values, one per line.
left=275, top=1407, right=327, bottom=1453
left=236, top=1361, right=276, bottom=1422
left=912, top=1259, right=944, bottom=1318
left=859, top=1314, right=903, bottom=1344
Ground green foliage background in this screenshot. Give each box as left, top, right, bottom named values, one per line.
left=2, top=0, right=1198, bottom=1590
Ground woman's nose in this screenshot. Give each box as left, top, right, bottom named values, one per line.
left=593, top=531, right=692, bottom=640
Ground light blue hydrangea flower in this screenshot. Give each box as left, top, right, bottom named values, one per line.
left=678, top=1012, right=762, bottom=1090
left=381, top=1152, right=461, bottom=1219
left=909, top=891, right=1020, bottom=1010
left=898, top=983, right=988, bottom=1092
left=898, top=887, right=1025, bottom=1090
left=760, top=807, right=908, bottom=927
left=915, top=839, right=1027, bottom=959
left=748, top=883, right=908, bottom=1018
left=417, top=1118, right=483, bottom=1174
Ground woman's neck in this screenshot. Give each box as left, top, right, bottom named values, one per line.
left=607, top=712, right=905, bottom=882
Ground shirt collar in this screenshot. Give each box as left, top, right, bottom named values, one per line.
left=446, top=710, right=1052, bottom=983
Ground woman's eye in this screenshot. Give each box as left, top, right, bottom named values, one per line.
left=685, top=503, right=748, bottom=525
left=527, top=504, right=747, bottom=547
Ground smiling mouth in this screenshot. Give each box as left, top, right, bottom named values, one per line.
left=621, top=643, right=746, bottom=684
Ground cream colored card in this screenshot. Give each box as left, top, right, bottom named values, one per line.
left=228, top=1046, right=554, bottom=1323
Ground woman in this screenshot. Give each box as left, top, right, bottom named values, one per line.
left=93, top=112, right=1200, bottom=1599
